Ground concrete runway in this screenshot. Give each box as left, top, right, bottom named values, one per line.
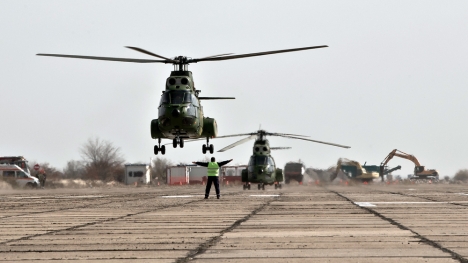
left=0, top=184, right=467, bottom=262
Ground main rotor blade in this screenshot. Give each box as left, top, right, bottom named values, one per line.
left=270, top=147, right=292, bottom=150
left=274, top=134, right=351, bottom=149
left=198, top=97, right=235, bottom=100
left=218, top=135, right=257, bottom=152
left=197, top=53, right=234, bottom=60
left=36, top=53, right=169, bottom=63
left=125, top=46, right=177, bottom=62
left=267, top=132, right=310, bottom=138
left=190, top=45, right=328, bottom=62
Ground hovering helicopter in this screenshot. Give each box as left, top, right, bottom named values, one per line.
left=187, top=129, right=350, bottom=190
left=37, top=45, right=328, bottom=154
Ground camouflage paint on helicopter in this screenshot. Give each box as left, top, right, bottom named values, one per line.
left=242, top=136, right=288, bottom=190
left=150, top=70, right=221, bottom=154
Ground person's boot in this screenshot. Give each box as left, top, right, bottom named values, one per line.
left=204, top=196, right=208, bottom=199
left=217, top=195, right=220, bottom=199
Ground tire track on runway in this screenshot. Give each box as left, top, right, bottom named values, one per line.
left=0, top=189, right=238, bottom=246
left=175, top=194, right=280, bottom=263
left=372, top=187, right=468, bottom=208
left=0, top=188, right=209, bottom=220
left=328, top=188, right=468, bottom=263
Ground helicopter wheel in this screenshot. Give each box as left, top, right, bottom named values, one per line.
left=173, top=138, right=178, bottom=148
left=257, top=184, right=261, bottom=190
left=160, top=145, right=166, bottom=155
left=179, top=138, right=184, bottom=148
left=154, top=145, right=159, bottom=155
left=247, top=184, right=251, bottom=190
left=243, top=184, right=246, bottom=190
left=279, top=184, right=282, bottom=189
left=202, top=144, right=207, bottom=154
left=262, top=184, right=265, bottom=190
left=209, top=144, right=214, bottom=154
left=274, top=184, right=277, bottom=189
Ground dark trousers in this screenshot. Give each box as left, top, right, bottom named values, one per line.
left=205, top=176, right=220, bottom=197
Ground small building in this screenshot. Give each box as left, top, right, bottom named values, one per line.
left=189, top=166, right=207, bottom=185
left=124, top=164, right=150, bottom=185
left=166, top=166, right=190, bottom=185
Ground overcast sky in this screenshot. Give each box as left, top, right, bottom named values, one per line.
left=1, top=1, right=467, bottom=177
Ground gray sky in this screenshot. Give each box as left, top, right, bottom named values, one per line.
left=1, top=1, right=467, bottom=177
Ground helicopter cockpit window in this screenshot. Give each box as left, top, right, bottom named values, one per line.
left=268, top=157, right=275, bottom=167
left=160, top=91, right=192, bottom=105
left=160, top=93, right=170, bottom=105
left=255, top=156, right=268, bottom=165
left=186, top=105, right=197, bottom=117
left=170, top=91, right=185, bottom=104
left=248, top=157, right=254, bottom=172
left=191, top=94, right=200, bottom=107
left=172, top=91, right=191, bottom=104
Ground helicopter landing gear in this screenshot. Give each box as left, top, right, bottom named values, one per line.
left=202, top=137, right=214, bottom=154
left=274, top=183, right=282, bottom=190
left=154, top=138, right=166, bottom=155
left=243, top=183, right=250, bottom=190
left=172, top=137, right=184, bottom=148
left=257, top=183, right=265, bottom=190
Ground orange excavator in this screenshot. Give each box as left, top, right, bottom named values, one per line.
left=380, top=149, right=438, bottom=181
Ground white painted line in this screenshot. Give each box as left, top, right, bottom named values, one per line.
left=354, top=202, right=376, bottom=207
left=407, top=189, right=416, bottom=190
left=162, top=195, right=194, bottom=198
left=354, top=201, right=466, bottom=207
left=371, top=201, right=448, bottom=204
left=6, top=195, right=107, bottom=199
left=456, top=193, right=468, bottom=196
left=55, top=195, right=106, bottom=199
left=249, top=195, right=280, bottom=197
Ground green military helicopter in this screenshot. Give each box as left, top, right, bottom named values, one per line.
left=37, top=45, right=328, bottom=154
left=197, top=129, right=350, bottom=190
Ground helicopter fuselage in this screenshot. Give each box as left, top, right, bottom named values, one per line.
left=242, top=139, right=283, bottom=185
left=150, top=71, right=217, bottom=140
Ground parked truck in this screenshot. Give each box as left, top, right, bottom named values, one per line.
left=284, top=162, right=305, bottom=184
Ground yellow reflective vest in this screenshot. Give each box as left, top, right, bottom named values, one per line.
left=207, top=162, right=219, bottom=177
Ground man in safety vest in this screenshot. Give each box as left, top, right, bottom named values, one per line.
left=193, top=157, right=233, bottom=199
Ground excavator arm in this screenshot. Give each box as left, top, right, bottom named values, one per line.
left=380, top=149, right=421, bottom=167
left=379, top=149, right=426, bottom=181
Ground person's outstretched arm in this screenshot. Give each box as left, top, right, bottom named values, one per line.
left=217, top=159, right=233, bottom=167
left=192, top=161, right=209, bottom=167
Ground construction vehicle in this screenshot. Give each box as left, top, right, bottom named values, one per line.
left=380, top=149, right=438, bottom=181
left=284, top=162, right=305, bottom=184
left=331, top=158, right=401, bottom=182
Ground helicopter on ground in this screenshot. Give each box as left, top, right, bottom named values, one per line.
left=187, top=129, right=350, bottom=190
left=37, top=45, right=328, bottom=155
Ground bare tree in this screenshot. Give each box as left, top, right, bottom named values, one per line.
left=454, top=169, right=468, bottom=182
left=63, top=160, right=85, bottom=178
left=80, top=137, right=125, bottom=181
left=151, top=157, right=173, bottom=183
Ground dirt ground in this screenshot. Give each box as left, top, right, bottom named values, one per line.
left=0, top=183, right=467, bottom=262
